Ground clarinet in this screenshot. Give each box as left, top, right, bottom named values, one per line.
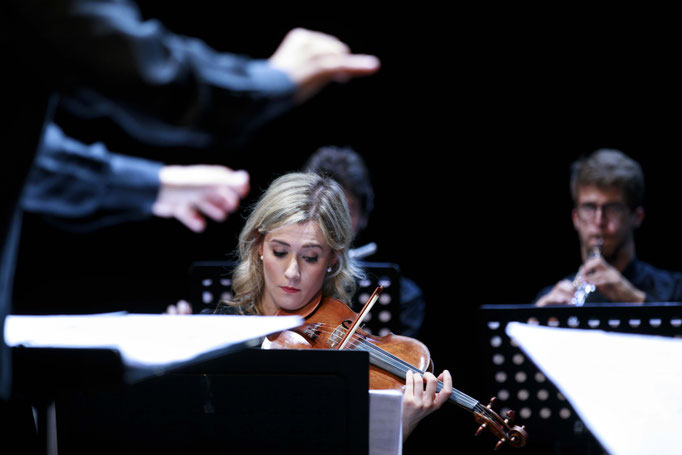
left=571, top=239, right=603, bottom=306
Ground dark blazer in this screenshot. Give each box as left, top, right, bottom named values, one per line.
left=1, top=0, right=295, bottom=400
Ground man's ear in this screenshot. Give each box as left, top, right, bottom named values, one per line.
left=571, top=208, right=580, bottom=231
left=633, top=206, right=645, bottom=228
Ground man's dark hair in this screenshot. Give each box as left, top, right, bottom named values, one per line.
left=304, top=146, right=374, bottom=230
left=570, top=148, right=645, bottom=209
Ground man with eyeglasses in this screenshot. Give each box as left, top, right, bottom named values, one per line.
left=535, top=149, right=682, bottom=306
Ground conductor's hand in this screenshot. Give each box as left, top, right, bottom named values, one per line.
left=535, top=279, right=575, bottom=306
left=152, top=165, right=249, bottom=232
left=581, top=256, right=646, bottom=303
left=402, top=370, right=451, bottom=440
left=269, top=28, right=380, bottom=103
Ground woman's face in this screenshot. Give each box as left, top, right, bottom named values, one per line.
left=258, top=221, right=337, bottom=315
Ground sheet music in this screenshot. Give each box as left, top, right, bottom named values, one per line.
left=506, top=322, right=682, bottom=455
left=369, top=389, right=403, bottom=455
left=5, top=313, right=302, bottom=368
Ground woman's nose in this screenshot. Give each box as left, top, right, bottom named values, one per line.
left=284, top=257, right=300, bottom=281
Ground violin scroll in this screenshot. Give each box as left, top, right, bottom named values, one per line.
left=474, top=396, right=528, bottom=450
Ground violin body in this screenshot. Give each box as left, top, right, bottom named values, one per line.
left=269, top=295, right=433, bottom=390
left=270, top=292, right=527, bottom=450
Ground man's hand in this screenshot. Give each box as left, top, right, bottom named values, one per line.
left=581, top=256, right=646, bottom=303
left=152, top=165, right=249, bottom=232
left=269, top=28, right=380, bottom=103
left=536, top=257, right=647, bottom=306
left=535, top=279, right=576, bottom=306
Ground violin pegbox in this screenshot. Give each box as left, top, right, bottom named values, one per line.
left=473, top=396, right=528, bottom=450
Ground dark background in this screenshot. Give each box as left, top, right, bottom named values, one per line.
left=11, top=7, right=682, bottom=453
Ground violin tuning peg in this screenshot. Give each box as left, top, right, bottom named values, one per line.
left=486, top=396, right=497, bottom=408
left=505, top=409, right=516, bottom=423
left=475, top=423, right=487, bottom=437
left=494, top=438, right=507, bottom=451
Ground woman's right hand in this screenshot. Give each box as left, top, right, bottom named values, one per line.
left=165, top=300, right=193, bottom=315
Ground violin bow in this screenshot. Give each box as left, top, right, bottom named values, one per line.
left=334, top=286, right=528, bottom=449
left=336, top=285, right=383, bottom=351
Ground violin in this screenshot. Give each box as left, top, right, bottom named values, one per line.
left=270, top=287, right=528, bottom=450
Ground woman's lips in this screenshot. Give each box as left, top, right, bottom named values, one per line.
left=281, top=286, right=300, bottom=294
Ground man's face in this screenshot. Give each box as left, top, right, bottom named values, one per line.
left=572, top=184, right=642, bottom=261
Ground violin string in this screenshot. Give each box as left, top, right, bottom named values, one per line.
left=299, top=323, right=518, bottom=439
left=474, top=403, right=494, bottom=421
left=303, top=323, right=479, bottom=409
left=309, top=326, right=521, bottom=438
left=355, top=339, right=479, bottom=409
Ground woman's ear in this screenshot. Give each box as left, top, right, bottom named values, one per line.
left=329, top=249, right=340, bottom=267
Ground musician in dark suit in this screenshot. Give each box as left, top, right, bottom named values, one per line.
left=535, top=149, right=682, bottom=306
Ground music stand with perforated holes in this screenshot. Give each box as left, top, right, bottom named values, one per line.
left=477, top=302, right=682, bottom=454
left=189, top=260, right=403, bottom=336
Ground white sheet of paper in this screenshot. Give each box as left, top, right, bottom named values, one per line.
left=369, top=389, right=403, bottom=455
left=5, top=313, right=303, bottom=368
left=506, top=322, right=682, bottom=455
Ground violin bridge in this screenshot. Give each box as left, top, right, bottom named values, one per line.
left=328, top=324, right=347, bottom=349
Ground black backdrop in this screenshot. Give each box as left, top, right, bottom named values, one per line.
left=12, top=7, right=682, bottom=453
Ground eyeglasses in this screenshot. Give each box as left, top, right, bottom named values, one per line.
left=576, top=202, right=629, bottom=221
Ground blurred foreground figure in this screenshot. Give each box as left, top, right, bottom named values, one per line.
left=1, top=0, right=378, bottom=425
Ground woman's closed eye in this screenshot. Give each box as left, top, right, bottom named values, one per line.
left=272, top=250, right=318, bottom=264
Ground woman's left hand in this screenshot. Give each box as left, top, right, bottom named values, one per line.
left=402, top=369, right=452, bottom=440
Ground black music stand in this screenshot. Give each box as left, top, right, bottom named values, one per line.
left=352, top=261, right=401, bottom=336
left=11, top=346, right=126, bottom=455
left=188, top=260, right=402, bottom=335
left=55, top=348, right=369, bottom=455
left=188, top=260, right=237, bottom=311
left=478, top=302, right=682, bottom=454
left=11, top=336, right=258, bottom=455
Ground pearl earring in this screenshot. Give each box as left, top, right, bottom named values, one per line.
left=327, top=266, right=333, bottom=273
left=260, top=255, right=264, bottom=260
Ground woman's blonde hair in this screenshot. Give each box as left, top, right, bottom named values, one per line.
left=227, top=172, right=363, bottom=314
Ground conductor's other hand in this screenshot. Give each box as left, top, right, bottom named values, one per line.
left=152, top=165, right=250, bottom=232
left=269, top=28, right=380, bottom=103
